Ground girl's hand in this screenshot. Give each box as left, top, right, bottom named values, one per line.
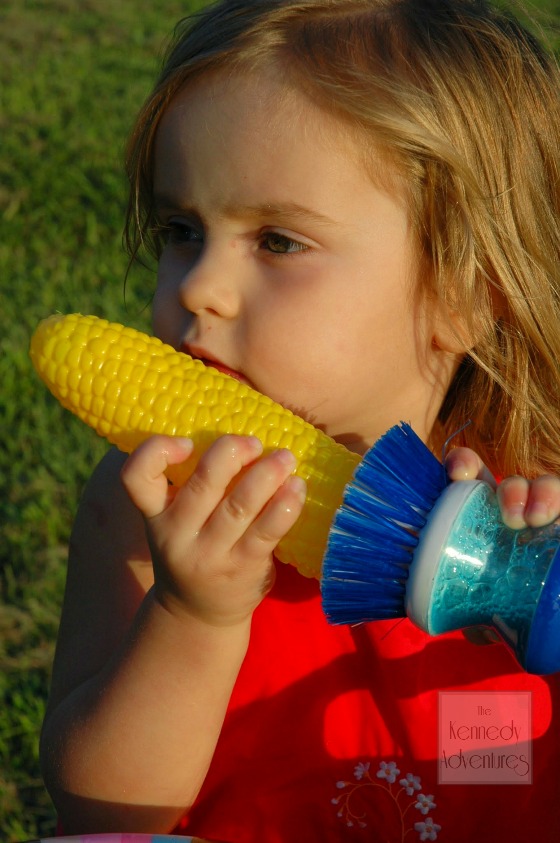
left=445, top=447, right=560, bottom=648
left=445, top=447, right=560, bottom=529
left=120, top=434, right=306, bottom=628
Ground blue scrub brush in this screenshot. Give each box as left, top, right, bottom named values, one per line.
left=321, top=422, right=560, bottom=675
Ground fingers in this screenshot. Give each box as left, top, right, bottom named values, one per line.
left=445, top=447, right=560, bottom=530
left=233, top=472, right=307, bottom=562
left=174, top=442, right=305, bottom=558
left=497, top=474, right=560, bottom=529
left=119, top=434, right=307, bottom=627
left=120, top=435, right=194, bottom=518
left=445, top=447, right=497, bottom=489
left=167, top=435, right=265, bottom=533
left=120, top=434, right=307, bottom=558
left=525, top=476, right=560, bottom=527
left=462, top=626, right=502, bottom=647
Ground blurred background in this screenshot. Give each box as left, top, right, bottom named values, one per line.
left=0, top=0, right=203, bottom=838
left=0, top=0, right=558, bottom=840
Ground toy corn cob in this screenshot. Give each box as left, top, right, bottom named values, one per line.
left=30, top=313, right=360, bottom=578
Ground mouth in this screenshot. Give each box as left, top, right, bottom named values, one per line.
left=199, top=357, right=247, bottom=383
left=183, top=345, right=248, bottom=384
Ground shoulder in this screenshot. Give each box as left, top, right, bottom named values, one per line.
left=72, top=448, right=147, bottom=557
left=68, top=447, right=153, bottom=610
left=80, top=446, right=130, bottom=505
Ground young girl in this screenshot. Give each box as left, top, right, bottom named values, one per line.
left=40, top=0, right=560, bottom=840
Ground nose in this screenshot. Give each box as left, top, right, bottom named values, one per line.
left=178, top=244, right=241, bottom=321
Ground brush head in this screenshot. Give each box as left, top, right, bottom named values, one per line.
left=321, top=422, right=448, bottom=624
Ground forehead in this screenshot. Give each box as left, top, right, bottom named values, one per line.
left=157, top=67, right=356, bottom=155
left=154, top=67, right=407, bottom=203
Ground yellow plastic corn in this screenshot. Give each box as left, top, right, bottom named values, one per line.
left=30, top=313, right=360, bottom=578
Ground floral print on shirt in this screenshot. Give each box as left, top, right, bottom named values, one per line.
left=332, top=760, right=442, bottom=840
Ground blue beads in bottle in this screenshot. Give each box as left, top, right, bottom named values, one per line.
left=407, top=480, right=560, bottom=673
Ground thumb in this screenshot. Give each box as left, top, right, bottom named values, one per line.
left=444, top=447, right=497, bottom=490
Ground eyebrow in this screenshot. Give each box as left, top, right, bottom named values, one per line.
left=224, top=201, right=334, bottom=227
left=153, top=195, right=335, bottom=227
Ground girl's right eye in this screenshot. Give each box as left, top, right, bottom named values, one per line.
left=161, top=221, right=204, bottom=246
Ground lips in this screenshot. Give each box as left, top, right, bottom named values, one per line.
left=199, top=358, right=246, bottom=383
left=184, top=345, right=247, bottom=384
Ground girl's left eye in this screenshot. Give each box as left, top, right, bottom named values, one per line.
left=260, top=232, right=308, bottom=254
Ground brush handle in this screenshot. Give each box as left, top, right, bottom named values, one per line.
left=408, top=480, right=560, bottom=673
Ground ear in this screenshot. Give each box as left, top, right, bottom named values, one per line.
left=430, top=276, right=504, bottom=354
left=432, top=305, right=476, bottom=355
left=431, top=303, right=475, bottom=354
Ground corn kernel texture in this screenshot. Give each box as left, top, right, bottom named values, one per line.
left=30, top=313, right=360, bottom=578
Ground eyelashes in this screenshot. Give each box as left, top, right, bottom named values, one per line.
left=154, top=221, right=310, bottom=256
left=154, top=221, right=203, bottom=245
left=258, top=232, right=309, bottom=254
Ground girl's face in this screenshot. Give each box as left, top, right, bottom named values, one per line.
left=152, top=69, right=459, bottom=453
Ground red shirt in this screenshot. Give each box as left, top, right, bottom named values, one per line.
left=176, top=559, right=560, bottom=842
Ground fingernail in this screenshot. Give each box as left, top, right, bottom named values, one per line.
left=274, top=448, right=297, bottom=469
left=483, top=629, right=501, bottom=645
left=525, top=501, right=551, bottom=528
left=447, top=459, right=470, bottom=480
left=175, top=437, right=194, bottom=451
left=286, top=474, right=307, bottom=501
left=247, top=436, right=264, bottom=453
left=504, top=504, right=527, bottom=530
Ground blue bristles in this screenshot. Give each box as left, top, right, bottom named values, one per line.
left=321, top=422, right=448, bottom=625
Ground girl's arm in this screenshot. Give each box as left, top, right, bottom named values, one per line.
left=40, top=435, right=305, bottom=834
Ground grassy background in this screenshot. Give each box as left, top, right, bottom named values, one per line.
left=1, top=0, right=559, bottom=840
left=0, top=1, right=204, bottom=839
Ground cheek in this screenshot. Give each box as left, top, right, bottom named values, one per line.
left=251, top=286, right=356, bottom=378
left=151, top=283, right=180, bottom=345
left=245, top=294, right=316, bottom=384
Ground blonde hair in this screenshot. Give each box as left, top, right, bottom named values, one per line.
left=125, top=0, right=560, bottom=477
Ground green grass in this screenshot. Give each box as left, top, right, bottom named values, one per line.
left=0, top=1, right=559, bottom=840
left=0, top=1, right=204, bottom=839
